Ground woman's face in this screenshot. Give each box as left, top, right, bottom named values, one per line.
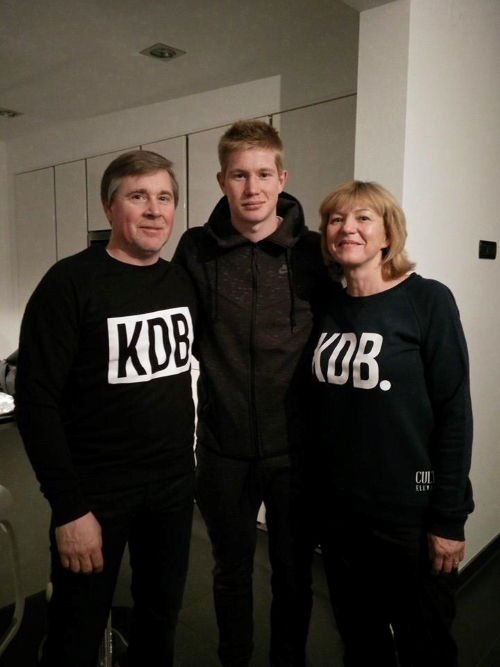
left=325, top=200, right=389, bottom=272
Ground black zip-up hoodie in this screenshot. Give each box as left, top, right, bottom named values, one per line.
left=173, top=192, right=333, bottom=461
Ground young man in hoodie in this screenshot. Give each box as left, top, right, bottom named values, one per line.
left=173, top=119, right=332, bottom=667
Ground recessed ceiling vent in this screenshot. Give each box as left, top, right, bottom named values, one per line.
left=0, top=108, right=22, bottom=118
left=140, top=43, right=186, bottom=62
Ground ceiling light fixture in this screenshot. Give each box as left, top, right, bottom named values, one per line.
left=0, top=108, right=22, bottom=118
left=140, top=43, right=186, bottom=61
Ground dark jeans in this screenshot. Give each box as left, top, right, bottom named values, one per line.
left=321, top=511, right=459, bottom=667
left=40, top=472, right=195, bottom=667
left=196, top=447, right=315, bottom=667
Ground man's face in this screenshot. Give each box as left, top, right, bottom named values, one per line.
left=217, top=148, right=287, bottom=236
left=103, top=170, right=175, bottom=265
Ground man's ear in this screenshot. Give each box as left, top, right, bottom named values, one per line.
left=216, top=171, right=226, bottom=194
left=102, top=202, right=112, bottom=225
left=278, top=169, right=288, bottom=193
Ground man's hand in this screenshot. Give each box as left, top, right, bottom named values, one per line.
left=55, top=512, right=103, bottom=574
left=428, top=533, right=465, bottom=575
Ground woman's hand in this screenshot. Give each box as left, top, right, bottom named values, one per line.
left=428, top=533, right=465, bottom=575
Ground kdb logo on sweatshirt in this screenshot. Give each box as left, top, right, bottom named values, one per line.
left=107, top=307, right=194, bottom=384
left=312, top=332, right=391, bottom=391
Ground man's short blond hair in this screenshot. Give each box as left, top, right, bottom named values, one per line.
left=218, top=119, right=284, bottom=175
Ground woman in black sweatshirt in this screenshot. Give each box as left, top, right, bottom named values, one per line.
left=312, top=180, right=473, bottom=667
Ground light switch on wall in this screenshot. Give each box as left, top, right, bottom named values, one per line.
left=479, top=240, right=497, bottom=259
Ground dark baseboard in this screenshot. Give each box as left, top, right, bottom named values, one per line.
left=457, top=531, right=500, bottom=592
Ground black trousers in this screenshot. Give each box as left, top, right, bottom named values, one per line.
left=40, top=472, right=195, bottom=667
left=321, top=511, right=459, bottom=667
left=196, top=447, right=315, bottom=667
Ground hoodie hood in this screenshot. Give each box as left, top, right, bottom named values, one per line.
left=203, top=191, right=310, bottom=249
left=201, top=191, right=310, bottom=333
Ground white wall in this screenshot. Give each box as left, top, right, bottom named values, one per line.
left=0, top=142, right=18, bottom=353
left=354, top=0, right=410, bottom=200
left=355, top=0, right=500, bottom=565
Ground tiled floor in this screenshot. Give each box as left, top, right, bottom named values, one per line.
left=112, top=503, right=344, bottom=666
left=1, top=503, right=499, bottom=666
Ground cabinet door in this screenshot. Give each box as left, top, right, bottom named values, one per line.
left=187, top=124, right=231, bottom=229
left=275, top=96, right=356, bottom=231
left=86, top=149, right=139, bottom=231
left=141, top=137, right=187, bottom=260
left=15, top=168, right=57, bottom=313
left=55, top=161, right=87, bottom=259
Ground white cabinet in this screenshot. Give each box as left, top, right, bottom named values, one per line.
left=15, top=160, right=88, bottom=314
left=86, top=148, right=139, bottom=231
left=142, top=136, right=187, bottom=260
left=187, top=124, right=231, bottom=229
left=14, top=168, right=57, bottom=313
left=55, top=160, right=88, bottom=259
left=275, top=96, right=356, bottom=231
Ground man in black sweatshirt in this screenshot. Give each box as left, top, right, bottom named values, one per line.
left=173, top=120, right=332, bottom=667
left=15, top=150, right=197, bottom=667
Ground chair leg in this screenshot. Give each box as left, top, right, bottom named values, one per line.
left=97, top=612, right=113, bottom=667
left=0, top=520, right=25, bottom=657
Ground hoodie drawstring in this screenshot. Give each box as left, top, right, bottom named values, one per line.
left=285, top=248, right=297, bottom=334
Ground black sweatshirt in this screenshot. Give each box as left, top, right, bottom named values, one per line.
left=312, top=273, right=474, bottom=540
left=15, top=245, right=197, bottom=525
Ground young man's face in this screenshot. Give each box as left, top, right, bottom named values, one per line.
left=217, top=148, right=287, bottom=237
left=103, top=170, right=175, bottom=265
